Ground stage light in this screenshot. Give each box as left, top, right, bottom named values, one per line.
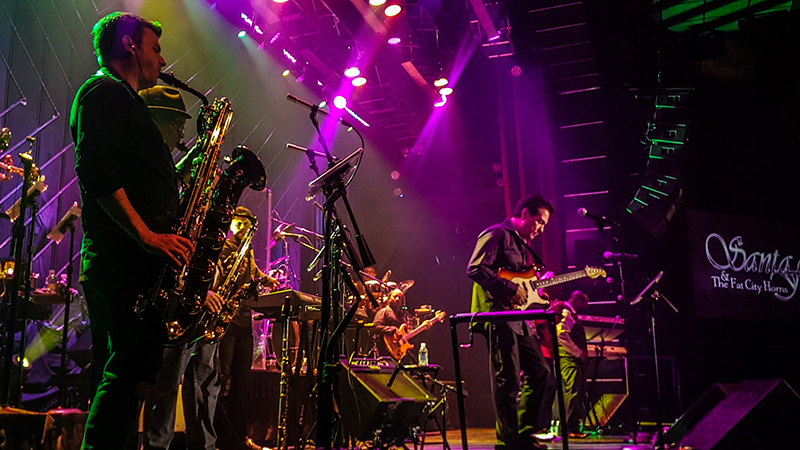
left=254, top=25, right=263, bottom=35
left=319, top=101, right=327, bottom=108
left=352, top=77, right=367, bottom=87
left=511, top=66, right=522, bottom=77
left=270, top=32, right=281, bottom=44
left=370, top=0, right=387, bottom=5
left=385, top=4, right=402, bottom=16
left=333, top=96, right=347, bottom=109
left=282, top=69, right=291, bottom=77
left=438, top=87, right=453, bottom=96
left=387, top=37, right=402, bottom=45
left=273, top=0, right=289, bottom=3
left=237, top=30, right=247, bottom=39
left=434, top=95, right=447, bottom=108
left=344, top=67, right=361, bottom=78
left=391, top=171, right=400, bottom=180
left=283, top=49, right=297, bottom=64
left=433, top=78, right=448, bottom=87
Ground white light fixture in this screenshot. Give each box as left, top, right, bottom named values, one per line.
left=352, top=77, right=367, bottom=87
left=344, top=67, right=361, bottom=78
left=385, top=4, right=402, bottom=17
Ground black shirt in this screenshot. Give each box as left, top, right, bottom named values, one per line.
left=71, top=67, right=179, bottom=289
left=467, top=218, right=540, bottom=334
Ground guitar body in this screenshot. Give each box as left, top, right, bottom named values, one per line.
left=382, top=311, right=446, bottom=360
left=497, top=267, right=549, bottom=310
left=384, top=324, right=412, bottom=360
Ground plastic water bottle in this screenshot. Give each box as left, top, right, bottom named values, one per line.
left=418, top=342, right=429, bottom=366
left=45, top=270, right=57, bottom=292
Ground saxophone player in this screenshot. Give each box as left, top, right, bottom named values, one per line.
left=138, top=86, right=224, bottom=450
left=71, top=12, right=192, bottom=450
left=217, top=206, right=277, bottom=450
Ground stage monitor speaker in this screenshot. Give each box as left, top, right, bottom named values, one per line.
left=337, top=359, right=436, bottom=443
left=679, top=379, right=800, bottom=450
left=585, top=393, right=627, bottom=428
left=664, top=382, right=738, bottom=447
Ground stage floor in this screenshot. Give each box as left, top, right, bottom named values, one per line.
left=422, top=428, right=652, bottom=450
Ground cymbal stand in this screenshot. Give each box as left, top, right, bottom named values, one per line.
left=1, top=143, right=39, bottom=407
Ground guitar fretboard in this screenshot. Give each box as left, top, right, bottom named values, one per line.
left=532, top=270, right=587, bottom=289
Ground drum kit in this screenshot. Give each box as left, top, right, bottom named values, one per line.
left=358, top=269, right=414, bottom=309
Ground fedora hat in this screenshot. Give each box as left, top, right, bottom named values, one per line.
left=139, top=85, right=192, bottom=119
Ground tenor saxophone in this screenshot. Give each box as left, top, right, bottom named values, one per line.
left=196, top=219, right=258, bottom=343
left=136, top=74, right=267, bottom=346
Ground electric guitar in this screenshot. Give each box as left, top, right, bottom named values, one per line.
left=498, top=266, right=606, bottom=310
left=384, top=310, right=446, bottom=360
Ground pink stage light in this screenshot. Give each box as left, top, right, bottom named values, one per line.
left=387, top=37, right=402, bottom=45
left=270, top=32, right=281, bottom=44
left=511, top=65, right=522, bottom=77
left=434, top=94, right=447, bottom=108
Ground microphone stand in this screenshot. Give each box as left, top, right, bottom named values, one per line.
left=2, top=144, right=38, bottom=407
left=631, top=273, right=678, bottom=450
left=57, top=223, right=77, bottom=408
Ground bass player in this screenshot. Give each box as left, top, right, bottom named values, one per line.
left=466, top=194, right=555, bottom=450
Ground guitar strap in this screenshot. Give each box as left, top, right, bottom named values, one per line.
left=522, top=239, right=546, bottom=271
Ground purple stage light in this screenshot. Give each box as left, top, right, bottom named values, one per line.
left=387, top=37, right=401, bottom=45
left=511, top=65, right=522, bottom=77
left=270, top=32, right=281, bottom=44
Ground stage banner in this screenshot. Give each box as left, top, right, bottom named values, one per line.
left=687, top=210, right=800, bottom=321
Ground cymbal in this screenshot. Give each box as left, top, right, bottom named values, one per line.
left=398, top=279, right=414, bottom=292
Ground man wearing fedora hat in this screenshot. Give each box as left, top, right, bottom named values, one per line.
left=139, top=85, right=192, bottom=153
left=139, top=86, right=226, bottom=450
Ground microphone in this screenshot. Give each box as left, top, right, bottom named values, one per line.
left=159, top=72, right=208, bottom=106
left=285, top=94, right=354, bottom=127
left=286, top=143, right=328, bottom=159
left=577, top=207, right=620, bottom=227
left=603, top=251, right=638, bottom=260
left=47, top=202, right=82, bottom=244
left=630, top=270, right=663, bottom=305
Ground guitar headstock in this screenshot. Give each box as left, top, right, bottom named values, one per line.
left=434, top=310, right=446, bottom=322
left=584, top=266, right=607, bottom=279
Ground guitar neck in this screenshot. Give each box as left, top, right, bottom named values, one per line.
left=532, top=270, right=588, bottom=290
left=403, top=322, right=430, bottom=341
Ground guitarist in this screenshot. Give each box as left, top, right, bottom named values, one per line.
left=373, top=289, right=415, bottom=359
left=466, top=194, right=555, bottom=450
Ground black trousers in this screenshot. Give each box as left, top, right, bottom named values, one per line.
left=81, top=279, right=163, bottom=450
left=485, top=323, right=551, bottom=449
left=559, top=355, right=587, bottom=433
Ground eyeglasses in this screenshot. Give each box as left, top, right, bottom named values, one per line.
left=169, top=118, right=186, bottom=134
